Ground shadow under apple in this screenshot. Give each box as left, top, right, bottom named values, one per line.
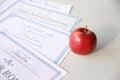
left=94, top=25, right=119, bottom=52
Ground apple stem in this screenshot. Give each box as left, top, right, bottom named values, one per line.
left=84, top=26, right=88, bottom=33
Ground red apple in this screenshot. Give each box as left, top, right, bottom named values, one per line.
left=69, top=26, right=97, bottom=55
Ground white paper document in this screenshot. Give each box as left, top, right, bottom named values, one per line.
left=0, top=0, right=72, bottom=15
left=20, top=0, right=72, bottom=14
left=0, top=0, right=18, bottom=14
left=0, top=32, right=67, bottom=80
left=1, top=2, right=79, bottom=32
left=0, top=1, right=79, bottom=65
left=0, top=13, right=70, bottom=64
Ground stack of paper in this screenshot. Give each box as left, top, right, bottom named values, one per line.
left=0, top=0, right=80, bottom=80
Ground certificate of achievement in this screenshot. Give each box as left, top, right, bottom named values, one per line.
left=0, top=32, right=67, bottom=80
left=0, top=13, right=70, bottom=64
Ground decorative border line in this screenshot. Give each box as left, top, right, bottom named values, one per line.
left=0, top=32, right=61, bottom=80
left=0, top=13, right=70, bottom=64
left=0, top=0, right=18, bottom=15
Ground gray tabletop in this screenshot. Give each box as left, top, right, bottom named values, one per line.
left=52, top=0, right=120, bottom=80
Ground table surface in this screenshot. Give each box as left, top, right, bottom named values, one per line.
left=52, top=0, right=120, bottom=80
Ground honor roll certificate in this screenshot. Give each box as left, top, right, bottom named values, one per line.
left=0, top=13, right=70, bottom=64
left=0, top=32, right=67, bottom=80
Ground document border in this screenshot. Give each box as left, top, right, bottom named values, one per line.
left=0, top=32, right=64, bottom=80
left=19, top=0, right=80, bottom=32
left=0, top=13, right=70, bottom=64
left=0, top=0, right=18, bottom=14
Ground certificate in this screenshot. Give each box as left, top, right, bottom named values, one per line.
left=15, top=2, right=79, bottom=32
left=20, top=0, right=72, bottom=14
left=0, top=0, right=72, bottom=15
left=0, top=32, right=67, bottom=80
left=1, top=2, right=79, bottom=32
left=0, top=13, right=70, bottom=64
